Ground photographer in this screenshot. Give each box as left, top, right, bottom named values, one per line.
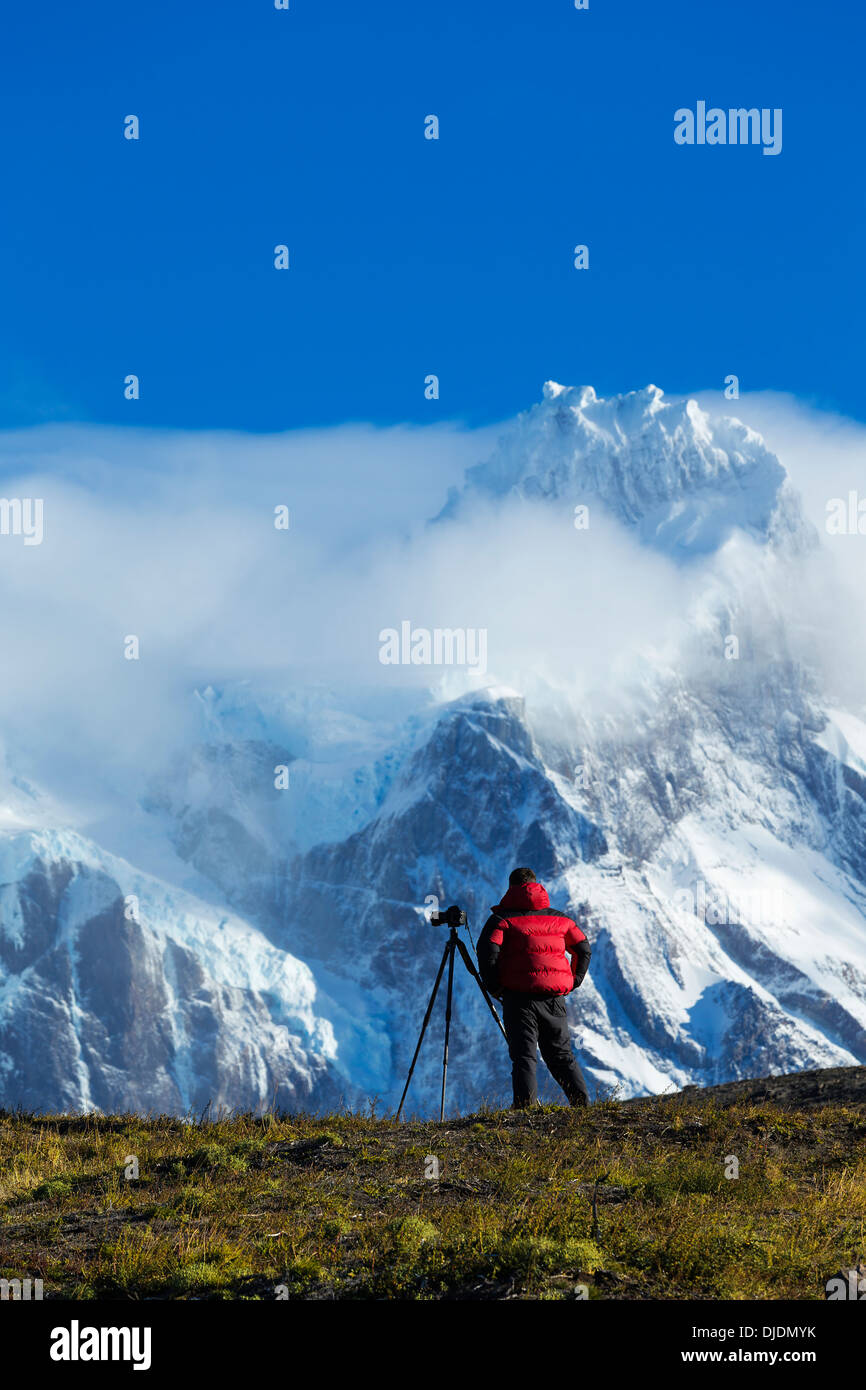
left=478, top=867, right=591, bottom=1109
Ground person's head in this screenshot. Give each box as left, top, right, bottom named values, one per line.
left=508, top=867, right=536, bottom=887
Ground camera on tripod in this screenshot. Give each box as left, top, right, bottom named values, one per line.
left=398, top=899, right=507, bottom=1121
left=430, top=904, right=467, bottom=929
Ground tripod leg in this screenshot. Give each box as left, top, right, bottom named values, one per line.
left=440, top=934, right=457, bottom=1122
left=455, top=937, right=509, bottom=1042
left=396, top=938, right=450, bottom=1121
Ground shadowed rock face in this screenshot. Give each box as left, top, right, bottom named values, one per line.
left=0, top=857, right=348, bottom=1116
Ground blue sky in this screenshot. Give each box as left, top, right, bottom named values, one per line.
left=1, top=0, right=862, bottom=431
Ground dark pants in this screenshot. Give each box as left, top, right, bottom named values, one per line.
left=501, top=991, right=589, bottom=1108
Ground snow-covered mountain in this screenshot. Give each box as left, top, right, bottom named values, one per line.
left=2, top=383, right=865, bottom=1115
left=439, top=381, right=811, bottom=557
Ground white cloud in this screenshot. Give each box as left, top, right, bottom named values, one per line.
left=0, top=390, right=864, bottom=824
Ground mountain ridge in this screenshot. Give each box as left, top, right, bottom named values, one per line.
left=1, top=383, right=865, bottom=1116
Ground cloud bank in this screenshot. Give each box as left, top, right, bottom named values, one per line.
left=0, top=389, right=864, bottom=825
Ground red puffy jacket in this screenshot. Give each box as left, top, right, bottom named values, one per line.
left=478, top=881, right=591, bottom=996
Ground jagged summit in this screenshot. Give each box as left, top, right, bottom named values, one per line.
left=440, top=382, right=810, bottom=558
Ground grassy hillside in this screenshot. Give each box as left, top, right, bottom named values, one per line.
left=1, top=1071, right=864, bottom=1300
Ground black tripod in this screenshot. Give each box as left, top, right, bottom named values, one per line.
left=396, top=907, right=508, bottom=1121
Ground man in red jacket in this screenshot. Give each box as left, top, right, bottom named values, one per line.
left=478, top=867, right=591, bottom=1109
